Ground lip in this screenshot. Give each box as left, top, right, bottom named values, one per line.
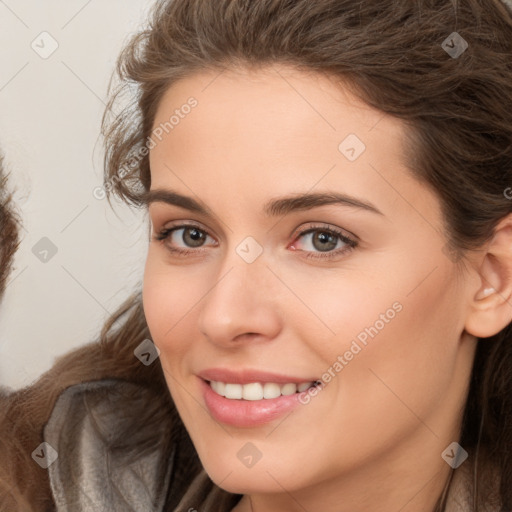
left=198, top=367, right=318, bottom=385
left=198, top=368, right=319, bottom=427
left=200, top=378, right=307, bottom=427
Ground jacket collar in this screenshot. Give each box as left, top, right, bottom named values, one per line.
left=44, top=379, right=174, bottom=511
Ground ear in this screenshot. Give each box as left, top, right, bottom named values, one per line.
left=464, top=214, right=512, bottom=338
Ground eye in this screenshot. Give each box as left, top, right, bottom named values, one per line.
left=154, top=223, right=216, bottom=256
left=289, top=223, right=358, bottom=261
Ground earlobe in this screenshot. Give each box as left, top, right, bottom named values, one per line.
left=464, top=215, right=512, bottom=339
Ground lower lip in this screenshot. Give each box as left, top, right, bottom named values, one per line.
left=200, top=378, right=304, bottom=427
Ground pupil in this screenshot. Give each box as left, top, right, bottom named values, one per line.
left=315, top=231, right=336, bottom=252
left=186, top=228, right=204, bottom=247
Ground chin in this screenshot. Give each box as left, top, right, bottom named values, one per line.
left=206, top=466, right=283, bottom=495
left=197, top=449, right=309, bottom=496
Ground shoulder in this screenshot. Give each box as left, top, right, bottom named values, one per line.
left=44, top=378, right=178, bottom=511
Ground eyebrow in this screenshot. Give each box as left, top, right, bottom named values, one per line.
left=143, top=189, right=384, bottom=217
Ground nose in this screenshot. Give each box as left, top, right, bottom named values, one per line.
left=197, top=250, right=282, bottom=348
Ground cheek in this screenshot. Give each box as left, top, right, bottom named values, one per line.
left=142, top=258, right=166, bottom=343
left=302, top=257, right=462, bottom=425
left=142, top=254, right=187, bottom=355
left=142, top=256, right=197, bottom=411
left=336, top=268, right=463, bottom=427
left=142, top=251, right=213, bottom=372
left=275, top=265, right=401, bottom=371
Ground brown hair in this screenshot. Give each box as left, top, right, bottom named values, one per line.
left=100, top=0, right=512, bottom=509
left=0, top=151, right=19, bottom=298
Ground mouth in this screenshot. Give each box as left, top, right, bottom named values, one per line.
left=198, top=371, right=322, bottom=427
left=207, top=379, right=319, bottom=400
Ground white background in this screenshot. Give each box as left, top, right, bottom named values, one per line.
left=0, top=1, right=152, bottom=389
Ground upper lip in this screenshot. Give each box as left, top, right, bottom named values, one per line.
left=198, top=368, right=318, bottom=385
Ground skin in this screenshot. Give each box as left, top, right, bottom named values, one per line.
left=142, top=63, right=512, bottom=512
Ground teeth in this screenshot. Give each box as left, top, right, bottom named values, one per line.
left=263, top=382, right=281, bottom=399
left=281, top=383, right=297, bottom=395
left=209, top=380, right=315, bottom=400
left=224, top=383, right=243, bottom=399
left=297, top=382, right=311, bottom=392
left=242, top=382, right=264, bottom=401
left=210, top=380, right=225, bottom=396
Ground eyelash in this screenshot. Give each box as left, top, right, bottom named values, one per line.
left=154, top=222, right=358, bottom=261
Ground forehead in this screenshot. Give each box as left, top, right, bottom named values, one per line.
left=151, top=63, right=399, bottom=147
left=149, top=63, right=406, bottom=177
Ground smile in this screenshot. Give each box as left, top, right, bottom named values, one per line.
left=209, top=380, right=316, bottom=400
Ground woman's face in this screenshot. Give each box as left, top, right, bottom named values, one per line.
left=143, top=64, right=477, bottom=505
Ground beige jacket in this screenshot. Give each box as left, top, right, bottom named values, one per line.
left=43, top=379, right=502, bottom=512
